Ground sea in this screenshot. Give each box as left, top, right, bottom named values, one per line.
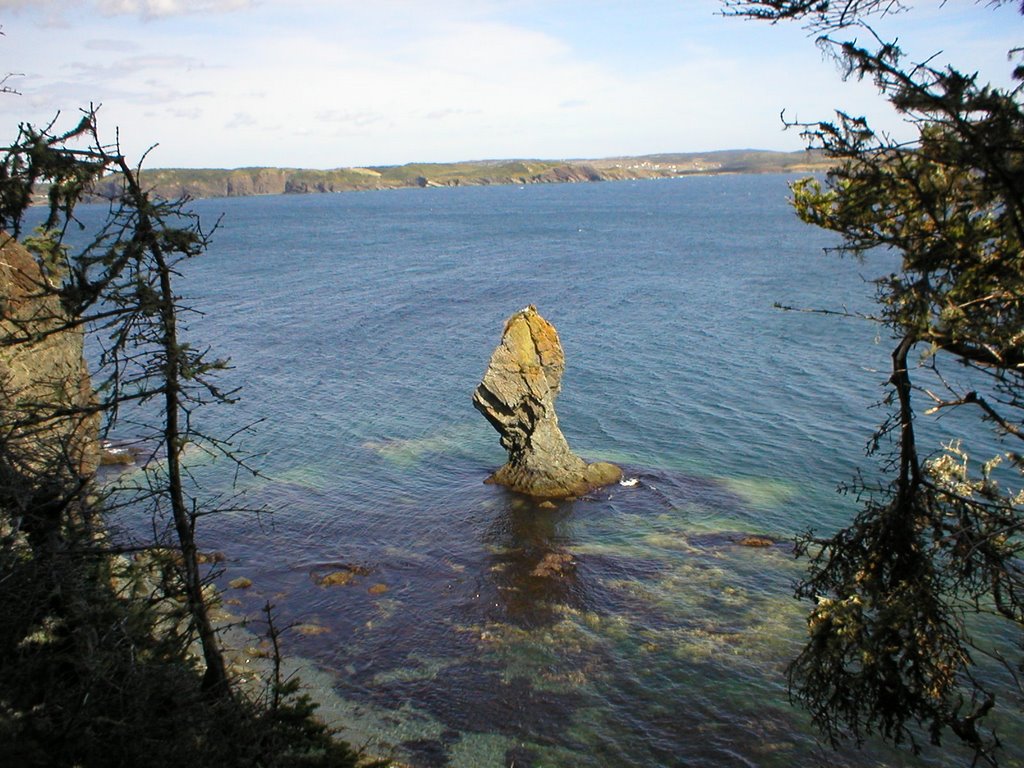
left=79, top=174, right=1021, bottom=767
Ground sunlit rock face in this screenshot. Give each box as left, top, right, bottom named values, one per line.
left=473, top=305, right=621, bottom=498
left=0, top=235, right=99, bottom=504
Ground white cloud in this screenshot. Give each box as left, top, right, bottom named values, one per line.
left=0, top=0, right=1014, bottom=168
left=167, top=105, right=203, bottom=119
left=0, top=0, right=254, bottom=18
left=84, top=38, right=142, bottom=51
left=225, top=111, right=256, bottom=129
left=96, top=0, right=254, bottom=17
left=423, top=107, right=482, bottom=121
left=62, top=54, right=205, bottom=80
left=316, top=109, right=386, bottom=129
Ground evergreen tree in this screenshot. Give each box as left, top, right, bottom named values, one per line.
left=0, top=108, right=366, bottom=767
left=724, top=2, right=1024, bottom=764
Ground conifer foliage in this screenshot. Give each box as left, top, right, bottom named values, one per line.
left=724, top=1, right=1024, bottom=763
left=0, top=108, right=365, bottom=767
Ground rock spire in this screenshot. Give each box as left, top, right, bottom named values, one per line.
left=473, top=305, right=621, bottom=498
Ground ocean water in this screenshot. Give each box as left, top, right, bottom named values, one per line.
left=87, top=175, right=1020, bottom=766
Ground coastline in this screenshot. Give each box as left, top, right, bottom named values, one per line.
left=78, top=149, right=829, bottom=203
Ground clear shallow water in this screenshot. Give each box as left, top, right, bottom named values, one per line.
left=86, top=176, right=1020, bottom=766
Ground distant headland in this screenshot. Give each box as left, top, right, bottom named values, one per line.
left=82, top=149, right=829, bottom=203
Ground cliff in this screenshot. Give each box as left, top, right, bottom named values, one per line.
left=79, top=149, right=829, bottom=203
left=0, top=234, right=98, bottom=520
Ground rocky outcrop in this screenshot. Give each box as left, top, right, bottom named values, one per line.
left=531, top=164, right=604, bottom=184
left=0, top=234, right=99, bottom=517
left=225, top=169, right=289, bottom=196
left=74, top=151, right=832, bottom=204
left=473, top=305, right=621, bottom=498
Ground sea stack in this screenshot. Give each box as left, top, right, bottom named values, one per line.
left=473, top=305, right=621, bottom=498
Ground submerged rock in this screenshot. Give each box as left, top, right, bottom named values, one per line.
left=530, top=551, right=576, bottom=578
left=314, top=571, right=356, bottom=587
left=292, top=623, right=330, bottom=636
left=737, top=535, right=776, bottom=548
left=311, top=563, right=372, bottom=587
left=472, top=305, right=621, bottom=498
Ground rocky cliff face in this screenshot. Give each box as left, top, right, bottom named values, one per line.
left=473, top=305, right=621, bottom=498
left=75, top=151, right=832, bottom=205
left=0, top=235, right=98, bottom=516
left=224, top=169, right=289, bottom=196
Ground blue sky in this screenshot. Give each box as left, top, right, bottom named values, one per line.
left=0, top=0, right=1018, bottom=168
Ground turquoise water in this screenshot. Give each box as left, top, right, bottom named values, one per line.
left=91, top=176, right=1020, bottom=766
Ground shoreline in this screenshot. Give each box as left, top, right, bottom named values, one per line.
left=76, top=149, right=829, bottom=204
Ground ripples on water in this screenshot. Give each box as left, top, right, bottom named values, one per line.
left=86, top=176, right=1020, bottom=767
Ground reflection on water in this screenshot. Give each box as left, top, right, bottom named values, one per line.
left=483, top=498, right=588, bottom=625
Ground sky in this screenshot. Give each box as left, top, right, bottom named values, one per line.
left=0, top=0, right=1019, bottom=169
